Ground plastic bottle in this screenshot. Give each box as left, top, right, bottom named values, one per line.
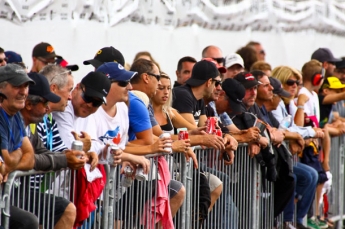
left=279, top=115, right=292, bottom=130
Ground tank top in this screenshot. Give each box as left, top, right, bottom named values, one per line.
left=160, top=110, right=174, bottom=135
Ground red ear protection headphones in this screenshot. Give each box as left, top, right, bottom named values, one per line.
left=311, top=68, right=325, bottom=86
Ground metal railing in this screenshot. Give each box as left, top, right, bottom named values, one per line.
left=0, top=140, right=344, bottom=229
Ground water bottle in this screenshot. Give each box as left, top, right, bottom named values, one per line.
left=279, top=115, right=292, bottom=130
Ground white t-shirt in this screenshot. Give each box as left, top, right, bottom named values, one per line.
left=297, top=87, right=320, bottom=122
left=83, top=102, right=129, bottom=152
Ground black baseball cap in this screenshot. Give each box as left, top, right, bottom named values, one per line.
left=81, top=72, right=111, bottom=105
left=335, top=57, right=345, bottom=69
left=83, top=47, right=125, bottom=69
left=28, top=72, right=61, bottom=103
left=222, top=78, right=245, bottom=114
left=234, top=72, right=261, bottom=89
left=0, top=64, right=35, bottom=86
left=311, top=48, right=341, bottom=63
left=269, top=77, right=291, bottom=98
left=32, top=42, right=61, bottom=59
left=55, top=58, right=79, bottom=71
left=185, top=60, right=219, bottom=87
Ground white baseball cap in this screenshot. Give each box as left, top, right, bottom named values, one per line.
left=224, top=53, right=244, bottom=69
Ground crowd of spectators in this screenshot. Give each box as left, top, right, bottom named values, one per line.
left=0, top=41, right=344, bottom=229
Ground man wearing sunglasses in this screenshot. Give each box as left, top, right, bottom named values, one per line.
left=31, top=42, right=61, bottom=73
left=54, top=71, right=110, bottom=163
left=0, top=47, right=7, bottom=67
left=201, top=45, right=225, bottom=67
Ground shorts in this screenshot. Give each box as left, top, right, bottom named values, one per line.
left=168, top=179, right=183, bottom=199
left=14, top=189, right=70, bottom=228
left=205, top=172, right=223, bottom=192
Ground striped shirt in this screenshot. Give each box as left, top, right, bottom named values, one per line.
left=31, top=114, right=68, bottom=190
left=37, top=114, right=68, bottom=152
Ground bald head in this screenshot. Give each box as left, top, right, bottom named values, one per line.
left=202, top=45, right=224, bottom=66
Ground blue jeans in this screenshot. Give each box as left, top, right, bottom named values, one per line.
left=283, top=162, right=318, bottom=223
left=201, top=163, right=238, bottom=229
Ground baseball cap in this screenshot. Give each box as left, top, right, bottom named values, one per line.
left=96, top=62, right=137, bottom=81
left=0, top=64, right=35, bottom=86
left=83, top=46, right=125, bottom=69
left=4, top=51, right=22, bottom=63
left=81, top=72, right=111, bottom=105
left=322, top=76, right=345, bottom=89
left=311, top=48, right=341, bottom=63
left=32, top=42, right=61, bottom=59
left=234, top=72, right=261, bottom=89
left=269, top=77, right=291, bottom=98
left=335, top=58, right=345, bottom=69
left=222, top=78, right=245, bottom=114
left=55, top=58, right=79, bottom=71
left=224, top=53, right=244, bottom=69
left=27, top=72, right=61, bottom=103
left=186, top=60, right=219, bottom=87
left=202, top=58, right=226, bottom=73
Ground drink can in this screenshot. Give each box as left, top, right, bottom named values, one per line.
left=206, top=117, right=217, bottom=134
left=121, top=166, right=133, bottom=188
left=215, top=129, right=222, bottom=137
left=159, top=133, right=172, bottom=152
left=71, top=140, right=83, bottom=151
left=178, top=130, right=189, bottom=140
left=71, top=140, right=83, bottom=158
left=135, top=167, right=146, bottom=181
left=108, top=144, right=120, bottom=165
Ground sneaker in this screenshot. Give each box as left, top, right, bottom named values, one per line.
left=283, top=222, right=296, bottom=229
left=307, top=217, right=321, bottom=229
left=316, top=219, right=328, bottom=229
left=296, top=223, right=309, bottom=229
left=316, top=216, right=329, bottom=229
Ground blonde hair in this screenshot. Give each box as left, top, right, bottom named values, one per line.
left=159, top=72, right=175, bottom=118
left=272, top=65, right=302, bottom=84
left=302, top=59, right=322, bottom=81
left=250, top=61, right=272, bottom=71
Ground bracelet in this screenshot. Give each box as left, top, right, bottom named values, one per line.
left=297, top=105, right=304, bottom=109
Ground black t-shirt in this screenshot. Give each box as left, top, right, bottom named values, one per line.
left=318, top=94, right=333, bottom=128
left=173, top=81, right=182, bottom=88
left=172, top=85, right=205, bottom=124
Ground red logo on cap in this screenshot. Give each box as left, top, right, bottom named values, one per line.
left=245, top=73, right=254, bottom=81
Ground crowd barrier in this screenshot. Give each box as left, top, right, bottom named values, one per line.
left=0, top=140, right=344, bottom=229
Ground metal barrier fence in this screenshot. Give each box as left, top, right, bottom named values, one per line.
left=1, top=140, right=345, bottom=229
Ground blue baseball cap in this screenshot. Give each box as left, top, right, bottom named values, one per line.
left=96, top=62, right=137, bottom=82
left=4, top=51, right=22, bottom=63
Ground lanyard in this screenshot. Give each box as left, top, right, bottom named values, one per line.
left=1, top=109, right=23, bottom=150
left=43, top=114, right=53, bottom=151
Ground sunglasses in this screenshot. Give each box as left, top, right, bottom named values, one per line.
left=212, top=57, right=225, bottom=64
left=111, top=80, right=130, bottom=87
left=286, top=79, right=300, bottom=86
left=37, top=57, right=56, bottom=65
left=0, top=57, right=8, bottom=64
left=81, top=86, right=103, bottom=107
left=212, top=79, right=222, bottom=87
left=146, top=72, right=160, bottom=81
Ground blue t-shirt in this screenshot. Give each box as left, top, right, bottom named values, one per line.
left=0, top=109, right=26, bottom=152
left=128, top=92, right=152, bottom=141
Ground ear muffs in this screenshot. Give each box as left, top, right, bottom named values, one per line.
left=311, top=73, right=324, bottom=86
